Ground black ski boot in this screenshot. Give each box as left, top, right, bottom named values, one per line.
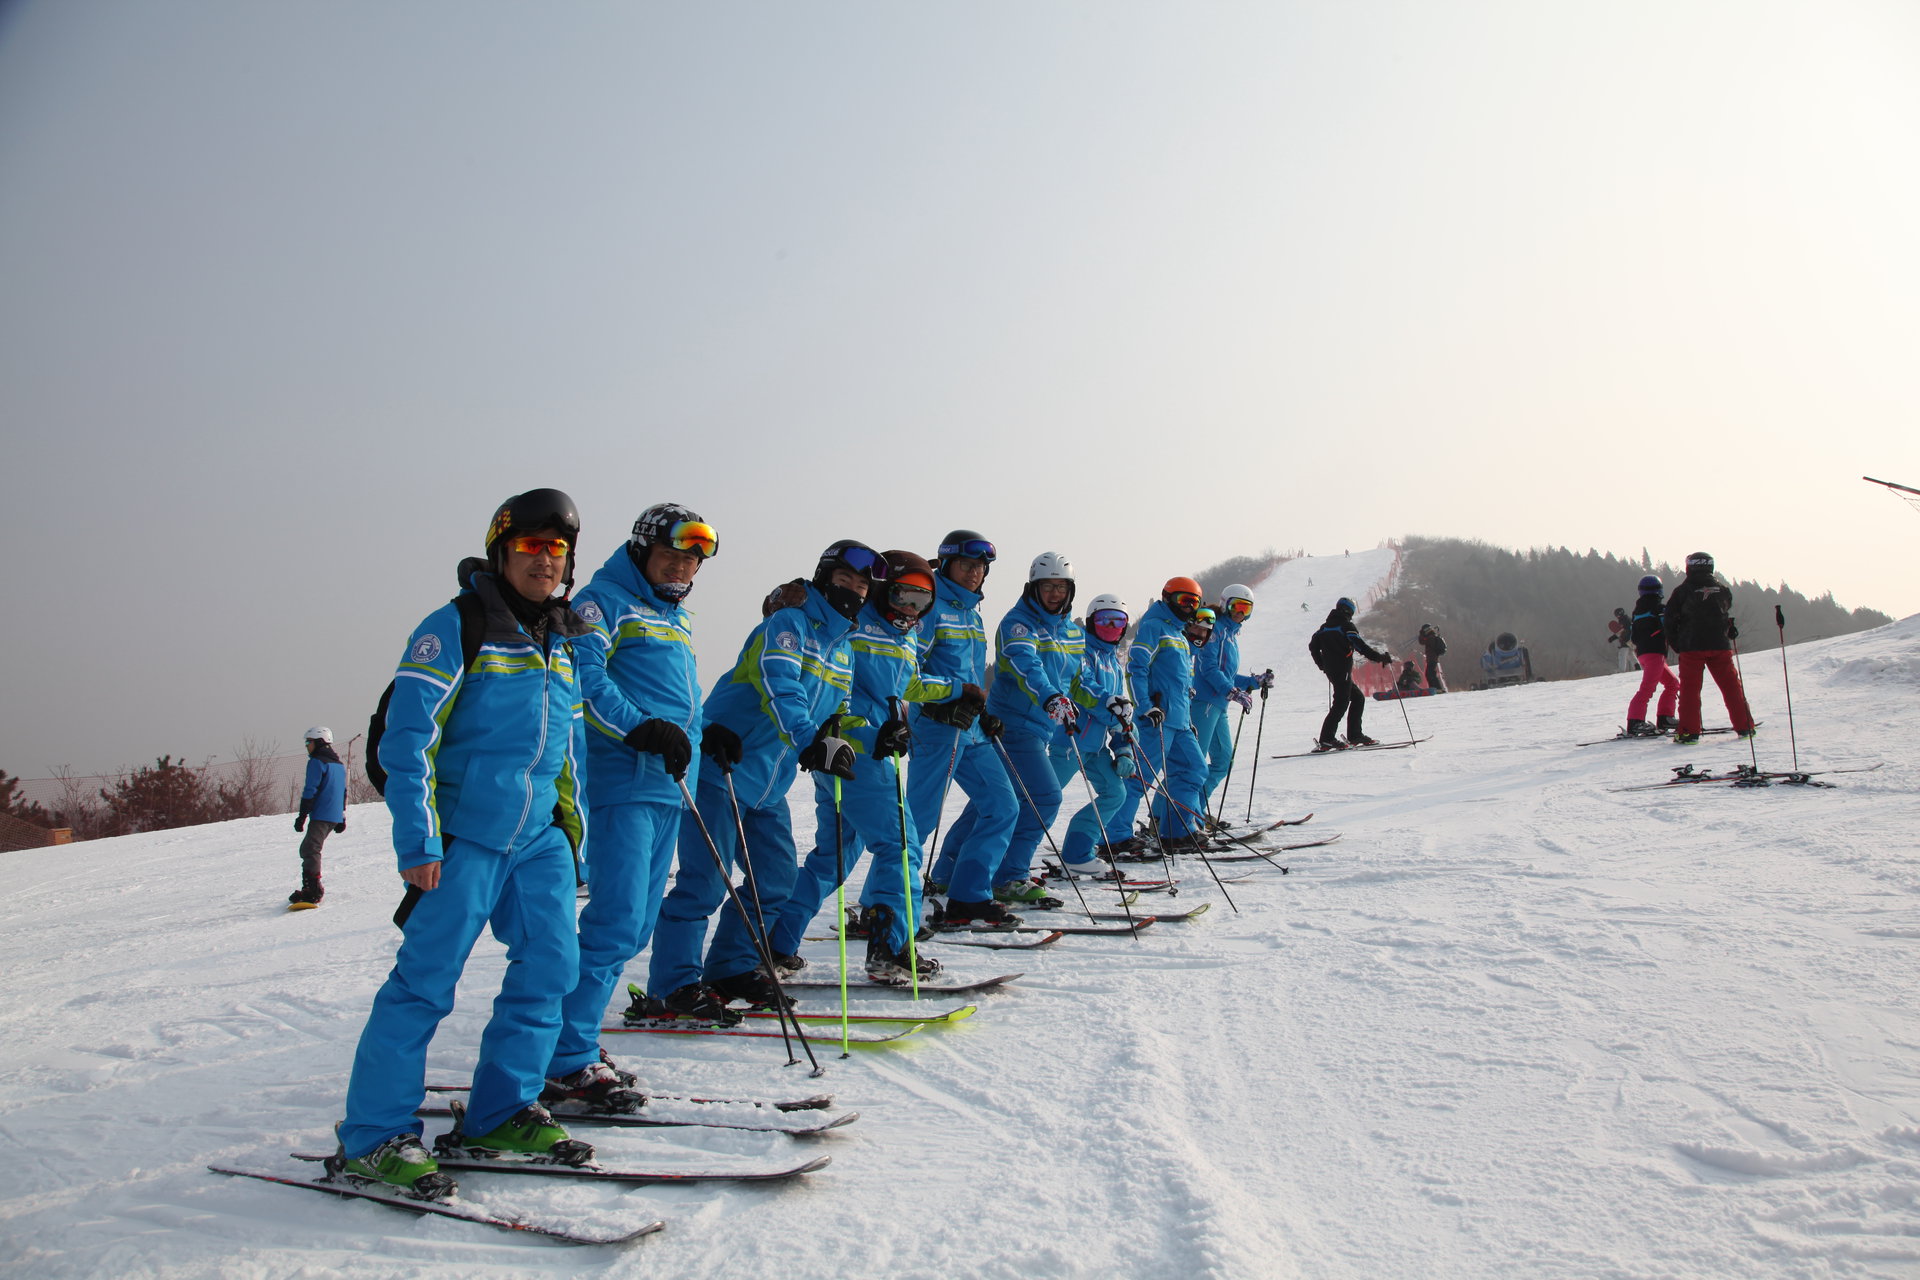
left=632, top=982, right=743, bottom=1026
left=941, top=899, right=1022, bottom=929
left=542, top=1059, right=644, bottom=1112
left=1625, top=719, right=1658, bottom=738
left=1347, top=733, right=1380, bottom=747
left=864, top=905, right=943, bottom=984
left=1657, top=715, right=1679, bottom=734
left=708, top=968, right=796, bottom=1012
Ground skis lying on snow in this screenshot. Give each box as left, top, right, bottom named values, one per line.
left=1212, top=813, right=1314, bottom=840
left=1085, top=901, right=1211, bottom=922
left=937, top=918, right=1154, bottom=937
left=775, top=972, right=1023, bottom=995
left=932, top=930, right=1065, bottom=950
left=208, top=1164, right=665, bottom=1245
left=1575, top=724, right=1756, bottom=747
left=1270, top=737, right=1430, bottom=760
left=290, top=1148, right=830, bottom=1185
left=1611, top=762, right=1883, bottom=792
left=421, top=1085, right=858, bottom=1133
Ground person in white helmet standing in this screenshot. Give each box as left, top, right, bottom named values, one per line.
left=290, top=726, right=346, bottom=907
left=1051, top=593, right=1138, bottom=875
left=1190, top=584, right=1272, bottom=817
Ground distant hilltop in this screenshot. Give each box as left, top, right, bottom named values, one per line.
left=1315, top=536, right=1894, bottom=684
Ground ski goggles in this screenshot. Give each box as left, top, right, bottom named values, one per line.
left=938, top=537, right=996, bottom=564
left=888, top=583, right=934, bottom=615
left=1188, top=607, right=1216, bottom=629
left=505, top=535, right=571, bottom=557
left=836, top=545, right=891, bottom=581
left=1164, top=589, right=1201, bottom=613
left=663, top=520, right=718, bottom=559
left=1089, top=609, right=1129, bottom=642
left=1222, top=597, right=1253, bottom=622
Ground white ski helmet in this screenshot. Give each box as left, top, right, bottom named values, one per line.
left=1082, top=592, right=1128, bottom=623
left=1217, top=583, right=1256, bottom=622
left=304, top=726, right=333, bottom=744
left=1025, top=551, right=1075, bottom=613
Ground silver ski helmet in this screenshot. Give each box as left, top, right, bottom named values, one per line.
left=1024, top=551, right=1075, bottom=613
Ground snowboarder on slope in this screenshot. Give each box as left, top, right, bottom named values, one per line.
left=339, top=488, right=594, bottom=1198
left=290, top=726, right=345, bottom=906
left=645, top=540, right=874, bottom=1013
left=1623, top=574, right=1679, bottom=737
left=1309, top=598, right=1391, bottom=748
left=1663, top=553, right=1756, bottom=745
left=544, top=503, right=714, bottom=1104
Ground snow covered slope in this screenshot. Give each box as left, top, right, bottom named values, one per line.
left=2, top=614, right=1916, bottom=1279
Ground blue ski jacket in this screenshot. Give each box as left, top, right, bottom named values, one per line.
left=986, top=595, right=1087, bottom=739
left=300, top=754, right=346, bottom=825
left=1066, top=633, right=1133, bottom=762
left=378, top=569, right=589, bottom=872
left=910, top=573, right=991, bottom=744
left=572, top=546, right=703, bottom=808
left=703, top=582, right=856, bottom=809
left=1128, top=599, right=1196, bottom=732
left=1193, top=614, right=1262, bottom=704
left=842, top=601, right=958, bottom=756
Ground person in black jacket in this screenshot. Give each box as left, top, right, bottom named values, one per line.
left=1623, top=575, right=1679, bottom=736
left=1308, top=598, right=1391, bottom=748
left=1416, top=623, right=1447, bottom=692
left=1663, top=552, right=1756, bottom=744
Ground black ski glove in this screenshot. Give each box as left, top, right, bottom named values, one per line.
left=625, top=719, right=693, bottom=779
left=873, top=717, right=913, bottom=760
left=798, top=722, right=857, bottom=779
left=927, top=683, right=986, bottom=730
left=293, top=816, right=305, bottom=833
left=700, top=722, right=744, bottom=770
left=979, top=713, right=1005, bottom=740
left=335, top=817, right=345, bottom=833
left=1143, top=706, right=1165, bottom=729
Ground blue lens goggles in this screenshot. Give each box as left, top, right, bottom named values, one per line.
left=837, top=545, right=890, bottom=581
left=939, top=537, right=996, bottom=564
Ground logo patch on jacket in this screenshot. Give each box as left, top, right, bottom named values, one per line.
left=776, top=631, right=800, bottom=651
left=1010, top=623, right=1029, bottom=638
left=411, top=634, right=443, bottom=663
left=577, top=601, right=604, bottom=624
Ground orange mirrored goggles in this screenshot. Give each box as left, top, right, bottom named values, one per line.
left=664, top=520, right=718, bottom=558
left=1224, top=598, right=1253, bottom=622
left=506, top=535, right=571, bottom=557
left=1165, top=590, right=1201, bottom=612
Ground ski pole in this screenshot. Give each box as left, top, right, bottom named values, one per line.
left=716, top=769, right=811, bottom=1057
left=887, top=697, right=921, bottom=999
left=921, top=727, right=961, bottom=897
left=1114, top=717, right=1178, bottom=892
left=1394, top=666, right=1417, bottom=744
left=1729, top=639, right=1759, bottom=770
left=1214, top=704, right=1246, bottom=832
left=988, top=729, right=1098, bottom=924
left=1132, top=736, right=1240, bottom=913
left=1775, top=605, right=1800, bottom=773
left=1244, top=685, right=1268, bottom=823
left=831, top=770, right=850, bottom=1059
left=674, top=776, right=817, bottom=1074
left=1062, top=728, right=1140, bottom=932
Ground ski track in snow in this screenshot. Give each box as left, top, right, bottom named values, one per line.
left=2, top=553, right=1917, bottom=1279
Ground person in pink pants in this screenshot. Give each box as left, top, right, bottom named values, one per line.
left=1624, top=575, right=1678, bottom=735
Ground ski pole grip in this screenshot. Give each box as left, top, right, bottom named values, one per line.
left=1775, top=604, right=1785, bottom=630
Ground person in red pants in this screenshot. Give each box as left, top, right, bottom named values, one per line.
left=1663, top=552, right=1756, bottom=745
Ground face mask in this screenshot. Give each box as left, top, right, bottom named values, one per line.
left=652, top=579, right=692, bottom=603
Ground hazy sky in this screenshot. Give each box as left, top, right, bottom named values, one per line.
left=3, top=1, right=1917, bottom=776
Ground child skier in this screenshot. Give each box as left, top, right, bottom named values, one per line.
left=1623, top=574, right=1679, bottom=737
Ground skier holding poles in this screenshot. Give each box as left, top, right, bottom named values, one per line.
left=1190, top=583, right=1270, bottom=820
left=766, top=550, right=952, bottom=984
left=543, top=503, right=714, bottom=1104
left=1664, top=551, right=1757, bottom=746
left=643, top=540, right=875, bottom=1015
left=1126, top=577, right=1211, bottom=851
left=1309, top=597, right=1391, bottom=749
left=1051, top=592, right=1138, bottom=876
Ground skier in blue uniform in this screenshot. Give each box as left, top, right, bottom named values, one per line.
left=766, top=550, right=953, bottom=982
left=338, top=488, right=594, bottom=1199
left=1052, top=592, right=1137, bottom=876
left=911, top=531, right=1021, bottom=927
left=543, top=503, right=715, bottom=1104
left=289, top=725, right=346, bottom=905
left=644, top=540, right=875, bottom=1013
left=1190, top=583, right=1271, bottom=817
left=1126, top=576, right=1211, bottom=849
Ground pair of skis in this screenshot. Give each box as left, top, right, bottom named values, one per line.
left=1270, top=737, right=1430, bottom=760
left=1611, top=761, right=1882, bottom=792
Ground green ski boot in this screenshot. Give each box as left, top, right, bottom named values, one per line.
left=448, top=1102, right=593, bottom=1166
left=994, top=878, right=1063, bottom=909
left=336, top=1130, right=458, bottom=1200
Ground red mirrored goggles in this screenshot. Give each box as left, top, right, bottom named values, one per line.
left=505, top=535, right=571, bottom=558
left=663, top=520, right=718, bottom=558
left=1165, top=590, right=1201, bottom=613
left=1222, top=597, right=1253, bottom=622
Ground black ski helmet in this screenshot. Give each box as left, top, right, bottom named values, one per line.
left=1335, top=596, right=1357, bottom=616
left=813, top=539, right=887, bottom=620
left=935, top=529, right=996, bottom=581
left=485, top=488, right=581, bottom=588
left=1638, top=574, right=1662, bottom=593
left=1685, top=551, right=1714, bottom=574
left=630, top=502, right=714, bottom=557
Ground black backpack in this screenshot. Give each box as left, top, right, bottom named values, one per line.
left=365, top=592, right=486, bottom=796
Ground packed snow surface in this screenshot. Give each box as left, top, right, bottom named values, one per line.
left=2, top=553, right=1916, bottom=1279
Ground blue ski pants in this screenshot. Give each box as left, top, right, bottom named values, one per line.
left=1054, top=739, right=1132, bottom=861
left=648, top=770, right=798, bottom=996
left=1192, top=700, right=1240, bottom=811
left=548, top=798, right=679, bottom=1078
left=771, top=757, right=924, bottom=955
left=912, top=721, right=1017, bottom=904
left=340, top=826, right=577, bottom=1157
left=1132, top=722, right=1208, bottom=839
